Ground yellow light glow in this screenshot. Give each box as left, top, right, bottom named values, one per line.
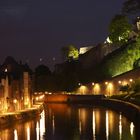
left=105, top=82, right=108, bottom=85
left=24, top=98, right=30, bottom=106
left=93, top=84, right=100, bottom=95
left=92, top=82, right=95, bottom=86
left=14, top=129, right=18, bottom=140
left=36, top=122, right=39, bottom=140
left=119, top=114, right=122, bottom=140
left=118, top=81, right=122, bottom=84
left=79, top=85, right=88, bottom=95
left=106, top=83, right=114, bottom=96
left=109, top=112, right=114, bottom=133
left=39, top=95, right=45, bottom=100
left=40, top=110, right=46, bottom=139
left=92, top=111, right=96, bottom=139
left=129, top=79, right=133, bottom=82
left=106, top=111, right=109, bottom=140
left=122, top=81, right=127, bottom=85
left=95, top=110, right=100, bottom=132
left=13, top=99, right=17, bottom=104
left=27, top=125, right=30, bottom=140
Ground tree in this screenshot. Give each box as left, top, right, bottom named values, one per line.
left=109, top=15, right=132, bottom=45
left=133, top=58, right=140, bottom=68
left=131, top=78, right=140, bottom=93
left=34, top=65, right=52, bottom=91
left=35, top=65, right=51, bottom=76
left=101, top=36, right=140, bottom=78
left=61, top=45, right=79, bottom=61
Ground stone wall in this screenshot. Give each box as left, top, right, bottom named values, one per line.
left=85, top=67, right=140, bottom=96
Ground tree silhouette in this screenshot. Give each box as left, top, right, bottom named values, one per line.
left=109, top=15, right=132, bottom=45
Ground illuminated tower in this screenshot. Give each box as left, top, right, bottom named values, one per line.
left=23, top=72, right=31, bottom=108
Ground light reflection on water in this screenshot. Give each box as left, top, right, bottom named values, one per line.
left=14, top=129, right=18, bottom=140
left=0, top=104, right=138, bottom=140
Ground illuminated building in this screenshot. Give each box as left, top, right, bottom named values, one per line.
left=0, top=56, right=33, bottom=112
left=23, top=72, right=31, bottom=108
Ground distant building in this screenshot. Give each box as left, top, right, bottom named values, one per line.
left=79, top=46, right=94, bottom=55
left=136, top=16, right=140, bottom=31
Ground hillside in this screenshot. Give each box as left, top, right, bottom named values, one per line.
left=99, top=36, right=140, bottom=79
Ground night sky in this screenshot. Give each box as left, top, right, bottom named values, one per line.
left=0, top=0, right=124, bottom=70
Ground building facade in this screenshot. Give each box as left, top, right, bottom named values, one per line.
left=0, top=56, right=33, bottom=112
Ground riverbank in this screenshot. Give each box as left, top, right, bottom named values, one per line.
left=101, top=98, right=140, bottom=123
left=0, top=103, right=44, bottom=128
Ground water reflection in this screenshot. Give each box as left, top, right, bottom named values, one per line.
left=106, top=111, right=109, bottom=140
left=0, top=104, right=139, bottom=140
left=36, top=122, right=39, bottom=140
left=45, top=104, right=136, bottom=140
left=40, top=110, right=46, bottom=139
left=26, top=124, right=30, bottom=140
left=92, top=111, right=96, bottom=140
left=130, top=122, right=135, bottom=136
left=14, top=129, right=18, bottom=140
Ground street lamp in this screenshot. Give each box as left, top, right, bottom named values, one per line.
left=4, top=68, right=9, bottom=112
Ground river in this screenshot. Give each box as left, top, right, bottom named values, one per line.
left=0, top=103, right=138, bottom=140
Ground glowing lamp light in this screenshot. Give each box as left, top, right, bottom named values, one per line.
left=105, top=82, right=108, bottom=85
left=93, top=83, right=100, bottom=95
left=79, top=85, right=88, bottom=94
left=129, top=79, right=133, bottom=82
left=107, top=83, right=114, bottom=96
left=118, top=81, right=122, bottom=84
left=122, top=81, right=127, bottom=85
left=92, top=82, right=95, bottom=86
left=27, top=98, right=29, bottom=102
left=13, top=99, right=17, bottom=104
left=25, top=102, right=28, bottom=105
left=4, top=68, right=8, bottom=72
left=78, top=83, right=81, bottom=86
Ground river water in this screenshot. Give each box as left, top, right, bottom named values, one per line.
left=0, top=104, right=138, bottom=140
